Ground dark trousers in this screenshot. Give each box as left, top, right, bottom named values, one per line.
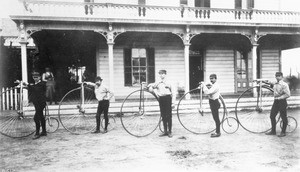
left=270, top=99, right=288, bottom=133
left=33, top=102, right=46, bottom=135
left=96, top=100, right=109, bottom=130
left=159, top=95, right=172, bottom=133
left=209, top=99, right=221, bottom=134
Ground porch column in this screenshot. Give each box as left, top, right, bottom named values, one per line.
left=251, top=43, right=258, bottom=97
left=108, top=42, right=114, bottom=93
left=20, top=40, right=29, bottom=104
left=184, top=43, right=190, bottom=99
left=252, top=43, right=258, bottom=81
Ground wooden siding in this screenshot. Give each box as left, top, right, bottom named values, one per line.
left=205, top=49, right=235, bottom=93
left=260, top=49, right=280, bottom=81
left=97, top=45, right=185, bottom=99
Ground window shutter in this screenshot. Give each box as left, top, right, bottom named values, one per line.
left=147, top=48, right=155, bottom=84
left=124, top=48, right=132, bottom=86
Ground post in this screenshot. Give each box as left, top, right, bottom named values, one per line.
left=20, top=40, right=29, bottom=105
left=108, top=42, right=115, bottom=102
left=252, top=43, right=258, bottom=97
left=184, top=43, right=190, bottom=99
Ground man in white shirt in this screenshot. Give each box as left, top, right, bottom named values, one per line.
left=148, top=70, right=176, bottom=138
left=85, top=76, right=114, bottom=134
left=265, top=72, right=290, bottom=137
left=201, top=74, right=221, bottom=138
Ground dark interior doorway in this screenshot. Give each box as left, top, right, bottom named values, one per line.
left=189, top=52, right=204, bottom=90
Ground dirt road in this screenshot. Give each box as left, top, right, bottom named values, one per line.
left=1, top=109, right=299, bottom=172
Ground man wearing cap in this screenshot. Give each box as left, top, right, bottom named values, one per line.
left=85, top=76, right=114, bottom=133
left=26, top=71, right=47, bottom=139
left=148, top=69, right=176, bottom=138
left=201, top=74, right=221, bottom=137
left=265, top=72, right=290, bottom=137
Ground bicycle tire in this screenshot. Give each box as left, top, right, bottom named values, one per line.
left=0, top=87, right=35, bottom=138
left=235, top=86, right=277, bottom=133
left=101, top=116, right=116, bottom=131
left=58, top=86, right=96, bottom=134
left=280, top=116, right=297, bottom=133
left=120, top=89, right=160, bottom=137
left=221, top=117, right=239, bottom=134
left=177, top=88, right=225, bottom=134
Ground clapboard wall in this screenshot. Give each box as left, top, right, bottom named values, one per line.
left=97, top=42, right=185, bottom=98
left=260, top=49, right=281, bottom=81
left=205, top=49, right=235, bottom=93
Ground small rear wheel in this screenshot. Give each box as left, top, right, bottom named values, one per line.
left=221, top=117, right=239, bottom=134
left=280, top=116, right=297, bottom=133
left=101, top=116, right=116, bottom=131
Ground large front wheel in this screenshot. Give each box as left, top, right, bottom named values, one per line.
left=235, top=86, right=275, bottom=133
left=120, top=90, right=160, bottom=137
left=58, top=86, right=97, bottom=134
left=177, top=88, right=225, bottom=134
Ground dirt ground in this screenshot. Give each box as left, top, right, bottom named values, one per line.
left=1, top=108, right=299, bottom=172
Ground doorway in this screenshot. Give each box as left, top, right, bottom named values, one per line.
left=189, top=52, right=204, bottom=90
left=235, top=50, right=249, bottom=92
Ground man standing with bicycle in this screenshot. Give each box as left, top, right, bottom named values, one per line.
left=85, top=76, right=114, bottom=134
left=26, top=71, right=47, bottom=140
left=201, top=74, right=221, bottom=138
left=265, top=72, right=290, bottom=137
left=148, top=70, right=176, bottom=138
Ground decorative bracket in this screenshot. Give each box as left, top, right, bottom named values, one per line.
left=97, top=31, right=123, bottom=44
left=173, top=32, right=197, bottom=45
left=242, top=29, right=266, bottom=45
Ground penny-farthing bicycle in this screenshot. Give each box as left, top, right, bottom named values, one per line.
left=176, top=82, right=239, bottom=134
left=58, top=82, right=96, bottom=134
left=120, top=82, right=160, bottom=137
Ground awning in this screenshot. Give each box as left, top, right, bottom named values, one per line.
left=3, top=36, right=36, bottom=48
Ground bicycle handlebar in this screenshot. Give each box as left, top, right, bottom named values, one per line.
left=252, top=79, right=269, bottom=82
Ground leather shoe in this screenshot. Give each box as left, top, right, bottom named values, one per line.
left=103, top=129, right=108, bottom=134
left=92, top=130, right=100, bottom=134
left=210, top=133, right=221, bottom=138
left=32, top=135, right=40, bottom=140
left=167, top=132, right=173, bottom=138
left=159, top=133, right=168, bottom=137
left=278, top=132, right=286, bottom=137
left=40, top=132, right=47, bottom=136
left=265, top=131, right=276, bottom=135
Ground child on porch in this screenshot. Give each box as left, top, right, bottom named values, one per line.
left=85, top=76, right=114, bottom=134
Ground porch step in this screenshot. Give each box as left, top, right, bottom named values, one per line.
left=21, top=96, right=300, bottom=117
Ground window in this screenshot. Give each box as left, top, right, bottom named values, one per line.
left=195, top=0, right=210, bottom=7
left=138, top=0, right=146, bottom=5
left=180, top=0, right=188, bottom=6
left=236, top=52, right=247, bottom=79
left=235, top=0, right=254, bottom=9
left=124, top=48, right=155, bottom=86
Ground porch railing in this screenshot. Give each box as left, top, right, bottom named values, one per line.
left=20, top=0, right=300, bottom=25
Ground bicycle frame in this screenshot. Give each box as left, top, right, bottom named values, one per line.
left=253, top=79, right=269, bottom=112
left=138, top=82, right=147, bottom=117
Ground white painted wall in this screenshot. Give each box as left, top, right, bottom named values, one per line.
left=211, top=0, right=234, bottom=9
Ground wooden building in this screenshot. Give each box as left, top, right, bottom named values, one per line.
left=5, top=0, right=300, bottom=98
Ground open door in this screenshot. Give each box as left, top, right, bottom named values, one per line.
left=189, top=52, right=204, bottom=90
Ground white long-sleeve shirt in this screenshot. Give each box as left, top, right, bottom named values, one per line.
left=203, top=82, right=220, bottom=100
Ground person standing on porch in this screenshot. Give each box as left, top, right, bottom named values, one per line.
left=25, top=71, right=47, bottom=140
left=85, top=76, right=114, bottom=134
left=148, top=70, right=176, bottom=138
left=201, top=74, right=221, bottom=138
left=42, top=67, right=57, bottom=105
left=265, top=72, right=290, bottom=137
